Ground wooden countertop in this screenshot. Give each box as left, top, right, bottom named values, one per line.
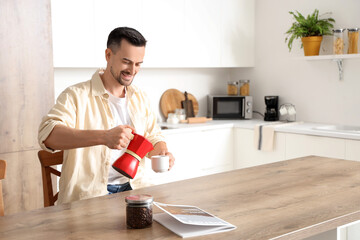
left=1, top=156, right=359, bottom=239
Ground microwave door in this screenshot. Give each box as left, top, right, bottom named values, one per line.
left=213, top=98, right=242, bottom=119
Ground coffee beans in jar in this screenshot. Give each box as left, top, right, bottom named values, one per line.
left=125, top=194, right=153, bottom=229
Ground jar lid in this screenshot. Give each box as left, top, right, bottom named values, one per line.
left=227, top=81, right=238, bottom=85
left=347, top=28, right=360, bottom=32
left=239, top=79, right=250, bottom=83
left=125, top=194, right=153, bottom=204
left=333, top=29, right=346, bottom=33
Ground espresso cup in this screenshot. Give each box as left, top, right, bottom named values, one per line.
left=151, top=155, right=169, bottom=173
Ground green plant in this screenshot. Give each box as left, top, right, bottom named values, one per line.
left=285, top=9, right=335, bottom=51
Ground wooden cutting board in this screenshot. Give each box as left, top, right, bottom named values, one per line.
left=160, top=89, right=199, bottom=118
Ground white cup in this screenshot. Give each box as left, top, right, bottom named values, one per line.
left=151, top=155, right=169, bottom=173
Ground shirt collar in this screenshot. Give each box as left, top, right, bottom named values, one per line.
left=91, top=69, right=137, bottom=98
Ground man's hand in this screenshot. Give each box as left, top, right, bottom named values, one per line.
left=149, top=141, right=175, bottom=170
left=104, top=125, right=135, bottom=149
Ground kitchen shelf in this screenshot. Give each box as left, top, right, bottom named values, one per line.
left=302, top=53, right=360, bottom=81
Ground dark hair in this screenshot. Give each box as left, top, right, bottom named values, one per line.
left=107, top=27, right=147, bottom=52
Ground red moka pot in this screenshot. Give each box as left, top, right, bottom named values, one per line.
left=112, top=133, right=154, bottom=179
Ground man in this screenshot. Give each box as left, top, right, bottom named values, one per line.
left=38, top=27, right=175, bottom=204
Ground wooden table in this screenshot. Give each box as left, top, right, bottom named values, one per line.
left=1, top=156, right=360, bottom=240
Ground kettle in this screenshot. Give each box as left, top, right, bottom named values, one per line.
left=112, top=133, right=154, bottom=179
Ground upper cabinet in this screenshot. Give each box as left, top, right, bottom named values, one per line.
left=51, top=0, right=254, bottom=68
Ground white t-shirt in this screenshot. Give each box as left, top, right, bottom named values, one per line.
left=106, top=90, right=132, bottom=185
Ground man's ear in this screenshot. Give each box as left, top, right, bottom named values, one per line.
left=105, top=48, right=112, bottom=61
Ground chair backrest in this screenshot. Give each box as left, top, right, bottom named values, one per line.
left=0, top=159, right=7, bottom=216
left=38, top=150, right=63, bottom=207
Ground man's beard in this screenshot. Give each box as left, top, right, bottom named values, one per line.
left=110, top=66, right=133, bottom=86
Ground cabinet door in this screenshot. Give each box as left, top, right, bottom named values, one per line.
left=220, top=0, right=255, bottom=67
left=285, top=133, right=345, bottom=160
left=51, top=0, right=96, bottom=67
left=338, top=220, right=360, bottom=240
left=93, top=0, right=143, bottom=68
left=143, top=127, right=233, bottom=185
left=183, top=0, right=221, bottom=67
left=234, top=128, right=286, bottom=169
left=345, top=140, right=360, bottom=162
left=198, top=128, right=234, bottom=174
left=141, top=0, right=185, bottom=68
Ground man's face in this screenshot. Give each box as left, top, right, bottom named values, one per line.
left=106, top=39, right=145, bottom=86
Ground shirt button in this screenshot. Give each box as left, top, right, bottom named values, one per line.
left=106, top=162, right=110, bottom=166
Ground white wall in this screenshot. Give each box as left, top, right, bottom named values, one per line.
left=231, top=0, right=360, bottom=126
left=54, top=68, right=231, bottom=122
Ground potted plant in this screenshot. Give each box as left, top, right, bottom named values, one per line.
left=285, top=9, right=335, bottom=56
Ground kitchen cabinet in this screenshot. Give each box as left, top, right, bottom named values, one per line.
left=93, top=0, right=143, bottom=68
left=51, top=0, right=254, bottom=68
left=143, top=127, right=234, bottom=185
left=234, top=128, right=286, bottom=169
left=338, top=220, right=360, bottom=240
left=285, top=133, right=346, bottom=160
left=345, top=139, right=360, bottom=162
left=51, top=0, right=96, bottom=67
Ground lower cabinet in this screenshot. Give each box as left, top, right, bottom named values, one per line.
left=143, top=127, right=234, bottom=185
left=285, top=133, right=346, bottom=160
left=338, top=220, right=360, bottom=240
left=233, top=128, right=286, bottom=169
left=345, top=140, right=360, bottom=162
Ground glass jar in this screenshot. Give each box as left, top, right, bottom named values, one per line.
left=347, top=28, right=359, bottom=54
left=239, top=80, right=250, bottom=96
left=167, top=113, right=179, bottom=124
left=227, top=81, right=238, bottom=95
left=175, top=108, right=186, bottom=121
left=333, top=29, right=345, bottom=54
left=125, top=194, right=153, bottom=229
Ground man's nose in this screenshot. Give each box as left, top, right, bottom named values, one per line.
left=128, top=64, right=136, bottom=75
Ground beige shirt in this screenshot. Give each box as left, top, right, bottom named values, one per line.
left=38, top=70, right=165, bottom=204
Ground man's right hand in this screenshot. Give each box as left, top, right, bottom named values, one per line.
left=105, top=125, right=135, bottom=149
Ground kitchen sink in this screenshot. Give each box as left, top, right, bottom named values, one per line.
left=312, top=125, right=360, bottom=134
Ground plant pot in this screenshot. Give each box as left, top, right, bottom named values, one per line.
left=301, top=36, right=323, bottom=56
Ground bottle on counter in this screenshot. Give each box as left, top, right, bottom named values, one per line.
left=347, top=28, right=359, bottom=54
left=239, top=80, right=250, bottom=96
left=333, top=29, right=345, bottom=54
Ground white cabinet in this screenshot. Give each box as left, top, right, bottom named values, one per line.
left=51, top=0, right=96, bottom=67
left=143, top=127, right=234, bottom=185
left=338, top=220, right=360, bottom=240
left=220, top=0, right=254, bottom=67
left=93, top=0, right=143, bottom=68
left=234, top=128, right=286, bottom=169
left=345, top=140, right=360, bottom=162
left=51, top=0, right=254, bottom=68
left=285, top=133, right=346, bottom=160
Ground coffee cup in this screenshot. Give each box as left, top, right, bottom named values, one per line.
left=151, top=155, right=169, bottom=173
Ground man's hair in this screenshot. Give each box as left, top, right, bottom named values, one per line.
left=107, top=27, right=147, bottom=52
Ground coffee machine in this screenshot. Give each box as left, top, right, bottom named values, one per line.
left=264, top=96, right=279, bottom=121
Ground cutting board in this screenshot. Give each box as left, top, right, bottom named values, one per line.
left=160, top=89, right=199, bottom=118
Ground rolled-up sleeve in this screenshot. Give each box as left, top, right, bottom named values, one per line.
left=38, top=88, right=77, bottom=152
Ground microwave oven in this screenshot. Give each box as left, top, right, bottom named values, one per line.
left=207, top=95, right=253, bottom=119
